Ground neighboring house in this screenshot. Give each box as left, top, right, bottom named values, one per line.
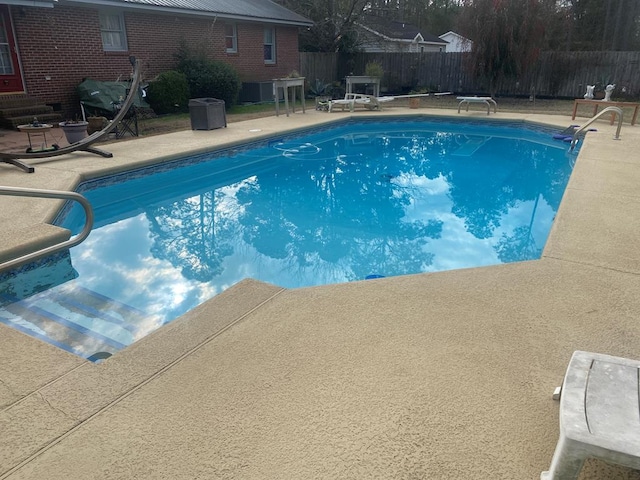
left=0, top=0, right=312, bottom=118
left=355, top=15, right=447, bottom=53
left=438, top=31, right=473, bottom=52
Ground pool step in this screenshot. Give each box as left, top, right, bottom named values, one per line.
left=0, top=284, right=158, bottom=360
left=54, top=283, right=150, bottom=335
left=0, top=300, right=125, bottom=357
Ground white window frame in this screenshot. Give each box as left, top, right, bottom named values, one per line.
left=225, top=23, right=237, bottom=53
left=263, top=27, right=276, bottom=64
left=0, top=14, right=13, bottom=75
left=99, top=11, right=128, bottom=52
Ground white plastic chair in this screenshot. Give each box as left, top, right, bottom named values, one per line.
left=541, top=351, right=640, bottom=479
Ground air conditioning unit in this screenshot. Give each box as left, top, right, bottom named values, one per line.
left=239, top=82, right=282, bottom=103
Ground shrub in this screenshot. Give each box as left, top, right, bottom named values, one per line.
left=146, top=70, right=189, bottom=114
left=176, top=45, right=241, bottom=109
left=308, top=79, right=332, bottom=97
left=365, top=61, right=384, bottom=78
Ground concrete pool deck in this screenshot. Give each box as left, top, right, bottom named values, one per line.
left=1, top=106, right=640, bottom=479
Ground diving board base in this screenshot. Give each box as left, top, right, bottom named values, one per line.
left=457, top=97, right=498, bottom=115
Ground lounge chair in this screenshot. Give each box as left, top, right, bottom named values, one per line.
left=541, top=350, right=640, bottom=480
left=329, top=93, right=394, bottom=112
left=328, top=94, right=356, bottom=112
left=355, top=94, right=395, bottom=111
left=328, top=92, right=452, bottom=113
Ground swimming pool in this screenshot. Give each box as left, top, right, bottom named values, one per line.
left=0, top=117, right=575, bottom=360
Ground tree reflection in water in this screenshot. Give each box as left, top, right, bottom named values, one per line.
left=134, top=120, right=572, bottom=287
left=0, top=119, right=573, bottom=354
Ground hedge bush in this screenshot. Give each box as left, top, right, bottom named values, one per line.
left=146, top=70, right=189, bottom=114
left=176, top=49, right=241, bottom=109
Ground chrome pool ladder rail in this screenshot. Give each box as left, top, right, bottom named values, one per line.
left=570, top=106, right=623, bottom=151
left=0, top=186, right=94, bottom=271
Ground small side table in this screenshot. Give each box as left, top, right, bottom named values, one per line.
left=17, top=124, right=57, bottom=153
left=345, top=76, right=380, bottom=98
left=273, top=78, right=306, bottom=117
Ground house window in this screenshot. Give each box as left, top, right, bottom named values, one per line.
left=225, top=24, right=237, bottom=53
left=100, top=12, right=128, bottom=52
left=263, top=27, right=276, bottom=64
left=0, top=15, right=13, bottom=75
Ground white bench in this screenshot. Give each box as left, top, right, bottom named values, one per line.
left=457, top=96, right=497, bottom=115
left=541, top=351, right=640, bottom=480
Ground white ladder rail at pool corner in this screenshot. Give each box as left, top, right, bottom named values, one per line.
left=0, top=186, right=94, bottom=271
left=569, top=106, right=623, bottom=151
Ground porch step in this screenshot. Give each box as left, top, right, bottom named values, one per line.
left=0, top=94, right=39, bottom=108
left=0, top=103, right=55, bottom=117
left=0, top=94, right=62, bottom=129
left=1, top=113, right=63, bottom=129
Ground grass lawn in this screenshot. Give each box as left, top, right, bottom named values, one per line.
left=135, top=97, right=583, bottom=139
left=138, top=102, right=279, bottom=137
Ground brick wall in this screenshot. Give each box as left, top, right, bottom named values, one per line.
left=11, top=4, right=302, bottom=117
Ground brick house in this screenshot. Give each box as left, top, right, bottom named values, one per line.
left=0, top=0, right=312, bottom=120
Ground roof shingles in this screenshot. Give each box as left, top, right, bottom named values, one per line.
left=68, top=0, right=312, bottom=26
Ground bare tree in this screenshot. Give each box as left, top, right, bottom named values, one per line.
left=280, top=0, right=638, bottom=53
left=411, top=0, right=463, bottom=37
left=457, top=0, right=549, bottom=96
left=277, top=0, right=370, bottom=52
left=562, top=0, right=640, bottom=51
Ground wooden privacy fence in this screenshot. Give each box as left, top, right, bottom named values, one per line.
left=299, top=51, right=640, bottom=99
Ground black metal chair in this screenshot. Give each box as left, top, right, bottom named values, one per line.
left=112, top=99, right=138, bottom=139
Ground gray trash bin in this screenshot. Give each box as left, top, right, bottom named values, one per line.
left=188, top=98, right=227, bottom=130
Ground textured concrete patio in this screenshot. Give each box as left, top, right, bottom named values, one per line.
left=1, top=106, right=640, bottom=479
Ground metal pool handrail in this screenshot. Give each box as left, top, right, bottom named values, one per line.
left=570, top=106, right=623, bottom=151
left=0, top=186, right=93, bottom=271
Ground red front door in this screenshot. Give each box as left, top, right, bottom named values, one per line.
left=0, top=5, right=23, bottom=93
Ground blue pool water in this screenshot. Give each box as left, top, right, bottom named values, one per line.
left=0, top=117, right=575, bottom=360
